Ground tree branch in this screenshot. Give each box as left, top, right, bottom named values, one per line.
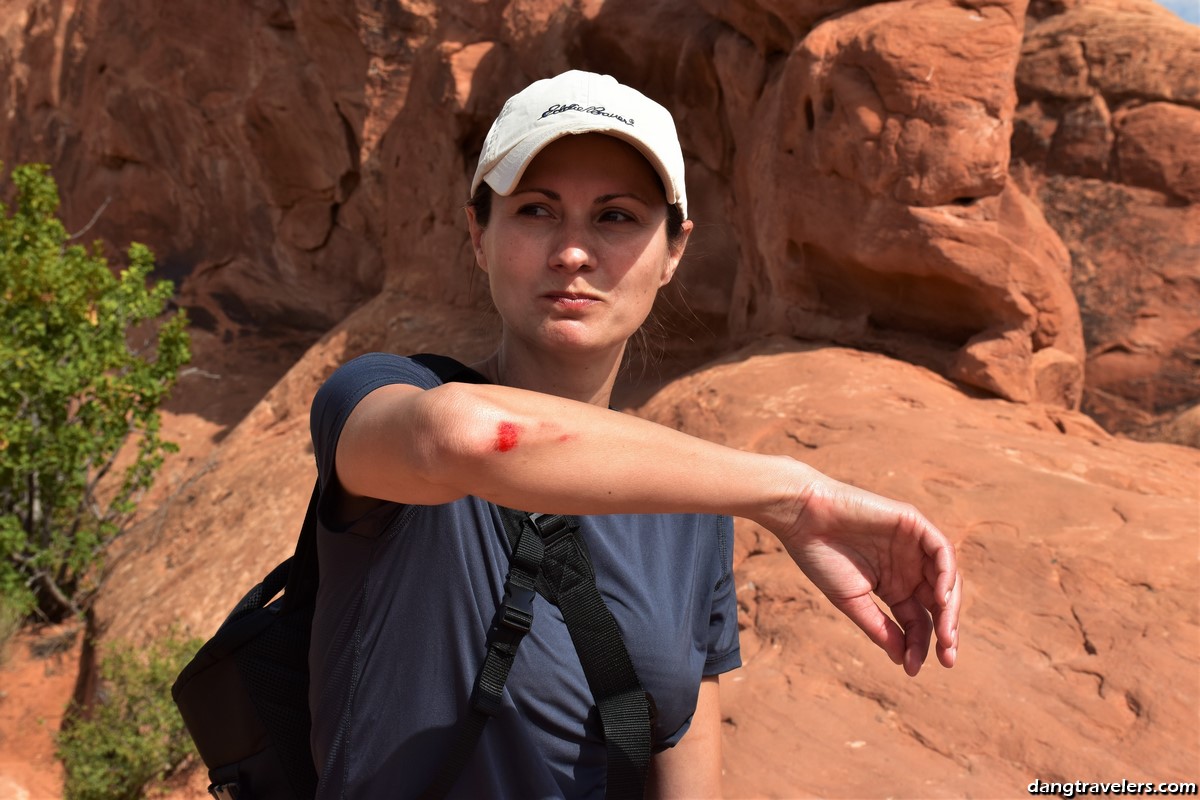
left=66, top=196, right=112, bottom=241
left=11, top=551, right=82, bottom=619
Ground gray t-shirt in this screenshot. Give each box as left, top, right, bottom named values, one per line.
left=308, top=353, right=741, bottom=799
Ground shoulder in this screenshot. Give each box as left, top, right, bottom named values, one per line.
left=318, top=353, right=443, bottom=403
left=308, top=353, right=446, bottom=462
left=310, top=354, right=446, bottom=430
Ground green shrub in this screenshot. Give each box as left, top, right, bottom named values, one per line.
left=57, top=631, right=203, bottom=800
left=0, top=592, right=21, bottom=665
left=0, top=163, right=190, bottom=620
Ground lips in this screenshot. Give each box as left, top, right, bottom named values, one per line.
left=543, top=290, right=601, bottom=309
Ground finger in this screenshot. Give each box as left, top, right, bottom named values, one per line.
left=935, top=570, right=963, bottom=668
left=918, top=569, right=960, bottom=665
left=890, top=596, right=933, bottom=677
left=831, top=593, right=905, bottom=667
left=915, top=514, right=961, bottom=667
left=917, top=562, right=960, bottom=648
left=917, top=518, right=958, bottom=606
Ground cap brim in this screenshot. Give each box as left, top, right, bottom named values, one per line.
left=476, top=122, right=682, bottom=212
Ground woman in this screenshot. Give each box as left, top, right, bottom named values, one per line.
left=308, top=70, right=961, bottom=799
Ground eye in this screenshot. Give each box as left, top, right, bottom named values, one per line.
left=598, top=208, right=636, bottom=223
left=516, top=204, right=552, bottom=218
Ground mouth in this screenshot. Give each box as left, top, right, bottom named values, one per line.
left=543, top=290, right=601, bottom=309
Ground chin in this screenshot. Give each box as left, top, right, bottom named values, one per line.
left=532, top=327, right=629, bottom=358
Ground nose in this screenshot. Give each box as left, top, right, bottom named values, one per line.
left=549, top=220, right=593, bottom=273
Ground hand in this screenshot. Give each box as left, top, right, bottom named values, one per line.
left=774, top=472, right=962, bottom=675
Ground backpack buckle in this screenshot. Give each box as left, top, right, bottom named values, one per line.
left=473, top=581, right=537, bottom=717
left=209, top=783, right=240, bottom=800
left=528, top=513, right=575, bottom=546
left=497, top=583, right=535, bottom=635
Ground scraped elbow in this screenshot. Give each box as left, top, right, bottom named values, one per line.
left=410, top=382, right=512, bottom=487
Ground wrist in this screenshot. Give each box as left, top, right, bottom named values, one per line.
left=746, top=455, right=824, bottom=541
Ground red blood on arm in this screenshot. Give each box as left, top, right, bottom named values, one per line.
left=494, top=421, right=521, bottom=452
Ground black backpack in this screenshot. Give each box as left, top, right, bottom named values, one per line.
left=171, top=354, right=655, bottom=799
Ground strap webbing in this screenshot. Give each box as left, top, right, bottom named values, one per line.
left=419, top=515, right=545, bottom=800
left=280, top=483, right=321, bottom=614
left=405, top=355, right=652, bottom=798
left=500, top=509, right=654, bottom=800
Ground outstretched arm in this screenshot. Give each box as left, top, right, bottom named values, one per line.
left=337, top=380, right=961, bottom=672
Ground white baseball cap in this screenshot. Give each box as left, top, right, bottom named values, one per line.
left=471, top=70, right=688, bottom=219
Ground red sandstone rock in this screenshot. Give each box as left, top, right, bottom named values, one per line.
left=635, top=340, right=1199, bottom=797
left=0, top=626, right=79, bottom=800
left=1, top=0, right=1083, bottom=414
left=705, top=0, right=1089, bottom=410
left=1114, top=102, right=1200, bottom=204
left=1, top=0, right=385, bottom=340
left=2, top=0, right=1193, bottom=428
left=1013, top=2, right=1200, bottom=442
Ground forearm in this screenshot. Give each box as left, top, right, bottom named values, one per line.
left=419, top=382, right=812, bottom=525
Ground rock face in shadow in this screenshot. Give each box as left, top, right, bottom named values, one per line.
left=0, top=0, right=388, bottom=338
left=0, top=0, right=1197, bottom=797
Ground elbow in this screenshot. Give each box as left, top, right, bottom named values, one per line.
left=410, top=382, right=509, bottom=484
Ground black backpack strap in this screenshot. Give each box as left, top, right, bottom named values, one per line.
left=281, top=481, right=321, bottom=613
left=499, top=509, right=654, bottom=800
left=408, top=354, right=651, bottom=797
left=410, top=353, right=490, bottom=386
left=216, top=480, right=317, bottom=626
left=419, top=515, right=546, bottom=800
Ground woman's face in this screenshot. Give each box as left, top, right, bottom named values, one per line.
left=467, top=134, right=690, bottom=361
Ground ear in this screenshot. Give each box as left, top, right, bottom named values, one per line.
left=465, top=205, right=489, bottom=273
left=659, top=219, right=693, bottom=287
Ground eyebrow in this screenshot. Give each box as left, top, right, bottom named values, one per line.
left=511, top=188, right=651, bottom=206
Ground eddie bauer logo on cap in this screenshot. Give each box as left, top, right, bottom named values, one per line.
left=541, top=103, right=635, bottom=126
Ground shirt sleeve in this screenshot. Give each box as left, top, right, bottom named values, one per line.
left=703, top=514, right=742, bottom=675
left=308, top=353, right=442, bottom=534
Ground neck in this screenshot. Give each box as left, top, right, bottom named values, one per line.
left=471, top=339, right=625, bottom=406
